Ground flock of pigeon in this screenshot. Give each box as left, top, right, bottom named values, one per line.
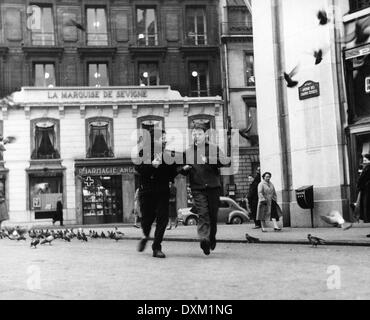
left=0, top=226, right=126, bottom=249
left=245, top=233, right=325, bottom=248
left=284, top=9, right=370, bottom=88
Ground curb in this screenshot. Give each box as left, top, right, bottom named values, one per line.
left=121, top=236, right=370, bottom=247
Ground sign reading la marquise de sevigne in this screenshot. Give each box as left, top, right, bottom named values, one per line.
left=47, top=89, right=148, bottom=100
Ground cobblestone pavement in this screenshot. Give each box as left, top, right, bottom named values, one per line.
left=1, top=235, right=370, bottom=300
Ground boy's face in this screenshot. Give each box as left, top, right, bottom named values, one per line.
left=192, top=129, right=206, bottom=144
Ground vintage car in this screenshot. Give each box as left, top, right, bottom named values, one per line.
left=177, top=196, right=250, bottom=226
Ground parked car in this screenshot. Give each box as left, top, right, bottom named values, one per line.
left=177, top=196, right=250, bottom=226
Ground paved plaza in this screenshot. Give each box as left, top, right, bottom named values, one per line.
left=1, top=224, right=370, bottom=300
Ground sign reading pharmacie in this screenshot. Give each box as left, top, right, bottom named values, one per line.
left=13, top=86, right=183, bottom=104
left=76, top=166, right=136, bottom=177
left=298, top=81, right=320, bottom=101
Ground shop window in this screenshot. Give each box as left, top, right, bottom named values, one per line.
left=349, top=0, right=370, bottom=13
left=29, top=175, right=63, bottom=214
left=30, top=5, right=55, bottom=46
left=31, top=119, right=60, bottom=160
left=139, top=62, right=159, bottom=86
left=186, top=7, right=207, bottom=45
left=87, top=118, right=114, bottom=158
left=189, top=61, right=210, bottom=97
left=82, top=175, right=123, bottom=224
left=345, top=53, right=370, bottom=120
left=88, top=63, right=109, bottom=87
left=244, top=53, right=255, bottom=87
left=87, top=7, right=108, bottom=46
left=136, top=7, right=158, bottom=46
left=34, top=63, right=56, bottom=87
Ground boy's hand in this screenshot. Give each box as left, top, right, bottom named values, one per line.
left=182, top=165, right=192, bottom=171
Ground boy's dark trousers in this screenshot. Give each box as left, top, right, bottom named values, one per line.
left=139, top=189, right=170, bottom=251
left=192, top=187, right=221, bottom=245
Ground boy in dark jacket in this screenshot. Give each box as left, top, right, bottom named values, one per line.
left=135, top=128, right=179, bottom=258
left=181, top=123, right=230, bottom=255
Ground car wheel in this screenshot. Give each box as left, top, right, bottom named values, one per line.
left=230, top=216, right=243, bottom=225
left=186, top=216, right=198, bottom=226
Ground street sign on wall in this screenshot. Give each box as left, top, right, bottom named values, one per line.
left=298, top=81, right=320, bottom=100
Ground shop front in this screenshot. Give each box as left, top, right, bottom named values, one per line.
left=344, top=41, right=370, bottom=206
left=75, top=160, right=136, bottom=225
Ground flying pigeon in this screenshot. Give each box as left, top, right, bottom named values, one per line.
left=245, top=233, right=260, bottom=243
left=65, top=18, right=86, bottom=31
left=320, top=210, right=353, bottom=230
left=317, top=10, right=330, bottom=25
left=283, top=65, right=299, bottom=88
left=307, top=234, right=325, bottom=248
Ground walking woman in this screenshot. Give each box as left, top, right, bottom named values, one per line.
left=256, top=172, right=282, bottom=232
left=0, top=189, right=8, bottom=229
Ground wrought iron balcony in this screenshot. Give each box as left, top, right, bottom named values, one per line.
left=349, top=0, right=370, bottom=13
left=221, top=22, right=253, bottom=36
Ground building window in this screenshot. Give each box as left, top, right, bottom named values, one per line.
left=349, top=0, right=370, bottom=13
left=30, top=5, right=55, bottom=45
left=186, top=7, right=207, bottom=45
left=137, top=116, right=164, bottom=149
left=244, top=53, right=255, bottom=87
left=139, top=62, right=159, bottom=86
left=87, top=118, right=114, bottom=158
left=34, top=63, right=56, bottom=87
left=243, top=98, right=258, bottom=146
left=136, top=7, right=158, bottom=46
left=88, top=63, right=109, bottom=87
left=31, top=119, right=60, bottom=160
left=226, top=5, right=252, bottom=35
left=189, top=61, right=209, bottom=97
left=87, top=7, right=108, bottom=46
left=0, top=121, right=4, bottom=161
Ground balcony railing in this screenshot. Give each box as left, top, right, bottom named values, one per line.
left=87, top=33, right=108, bottom=46
left=349, top=0, right=370, bottom=13
left=136, top=33, right=158, bottom=46
left=31, top=32, right=55, bottom=46
left=221, top=22, right=253, bottom=36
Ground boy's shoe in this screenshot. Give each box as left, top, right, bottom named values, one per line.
left=153, top=250, right=166, bottom=258
left=200, top=239, right=211, bottom=256
left=137, top=237, right=148, bottom=252
left=210, top=240, right=217, bottom=251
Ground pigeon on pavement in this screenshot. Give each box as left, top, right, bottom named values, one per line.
left=307, top=234, right=325, bottom=248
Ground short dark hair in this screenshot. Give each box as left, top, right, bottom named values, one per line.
left=364, top=154, right=370, bottom=161
left=262, top=172, right=272, bottom=179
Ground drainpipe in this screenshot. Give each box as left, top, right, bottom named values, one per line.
left=331, top=0, right=351, bottom=217
left=271, top=0, right=292, bottom=227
